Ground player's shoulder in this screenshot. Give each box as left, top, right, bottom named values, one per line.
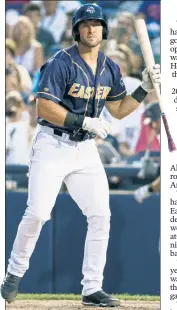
left=41, top=45, right=75, bottom=72
left=45, top=53, right=68, bottom=68
left=53, top=45, right=76, bottom=65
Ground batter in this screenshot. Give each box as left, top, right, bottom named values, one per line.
left=2, top=3, right=160, bottom=307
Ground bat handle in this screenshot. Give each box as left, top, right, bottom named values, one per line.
left=161, top=113, right=176, bottom=152
left=152, top=84, right=176, bottom=152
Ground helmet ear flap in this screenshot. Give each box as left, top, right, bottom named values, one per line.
left=75, top=31, right=80, bottom=42
left=73, top=25, right=80, bottom=41
left=103, top=26, right=108, bottom=40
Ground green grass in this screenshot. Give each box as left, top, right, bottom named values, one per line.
left=17, top=294, right=160, bottom=302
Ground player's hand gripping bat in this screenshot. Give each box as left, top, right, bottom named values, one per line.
left=134, top=18, right=176, bottom=152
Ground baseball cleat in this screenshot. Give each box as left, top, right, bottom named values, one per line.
left=1, top=272, right=21, bottom=303
left=82, top=290, right=120, bottom=307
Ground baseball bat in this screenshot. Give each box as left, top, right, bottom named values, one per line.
left=134, top=18, right=176, bottom=152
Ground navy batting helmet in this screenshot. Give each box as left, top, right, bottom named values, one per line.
left=144, top=102, right=161, bottom=125
left=72, top=3, right=108, bottom=41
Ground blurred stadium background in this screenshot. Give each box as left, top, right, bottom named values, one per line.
left=5, top=0, right=160, bottom=296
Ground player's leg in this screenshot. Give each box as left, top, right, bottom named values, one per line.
left=65, top=140, right=119, bottom=307
left=1, top=131, right=66, bottom=303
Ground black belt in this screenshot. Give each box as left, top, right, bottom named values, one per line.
left=53, top=128, right=96, bottom=142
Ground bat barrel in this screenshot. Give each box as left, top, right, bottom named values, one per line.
left=134, top=18, right=155, bottom=69
left=135, top=18, right=176, bottom=152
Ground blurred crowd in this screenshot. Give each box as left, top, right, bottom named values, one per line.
left=5, top=0, right=160, bottom=174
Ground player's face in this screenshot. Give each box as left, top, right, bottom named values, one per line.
left=151, top=120, right=160, bottom=133
left=43, top=1, right=58, bottom=15
left=25, top=11, right=40, bottom=28
left=78, top=20, right=103, bottom=48
left=117, top=15, right=134, bottom=35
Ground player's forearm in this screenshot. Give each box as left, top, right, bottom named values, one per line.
left=112, top=82, right=150, bottom=119
left=36, top=98, right=111, bottom=139
left=116, top=95, right=141, bottom=119
left=119, top=143, right=135, bottom=157
left=37, top=98, right=68, bottom=126
left=150, top=176, right=160, bottom=192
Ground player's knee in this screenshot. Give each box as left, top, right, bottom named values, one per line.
left=87, top=214, right=110, bottom=240
left=24, top=207, right=51, bottom=223
left=83, top=198, right=110, bottom=218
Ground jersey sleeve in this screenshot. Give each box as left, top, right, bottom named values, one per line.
left=106, top=64, right=127, bottom=101
left=36, top=58, right=68, bottom=104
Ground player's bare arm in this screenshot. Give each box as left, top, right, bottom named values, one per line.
left=105, top=95, right=139, bottom=120
left=37, top=98, right=68, bottom=126
left=151, top=176, right=160, bottom=192
left=37, top=97, right=111, bottom=140
left=135, top=176, right=160, bottom=203
left=105, top=65, right=161, bottom=120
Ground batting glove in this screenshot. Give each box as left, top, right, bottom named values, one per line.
left=141, top=64, right=161, bottom=92
left=82, top=117, right=111, bottom=139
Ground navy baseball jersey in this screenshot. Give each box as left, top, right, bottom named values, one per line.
left=36, top=44, right=127, bottom=133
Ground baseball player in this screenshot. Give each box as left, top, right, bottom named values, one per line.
left=135, top=102, right=161, bottom=203
left=1, top=3, right=161, bottom=307
left=135, top=176, right=160, bottom=203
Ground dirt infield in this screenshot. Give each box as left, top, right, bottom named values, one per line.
left=6, top=299, right=160, bottom=310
